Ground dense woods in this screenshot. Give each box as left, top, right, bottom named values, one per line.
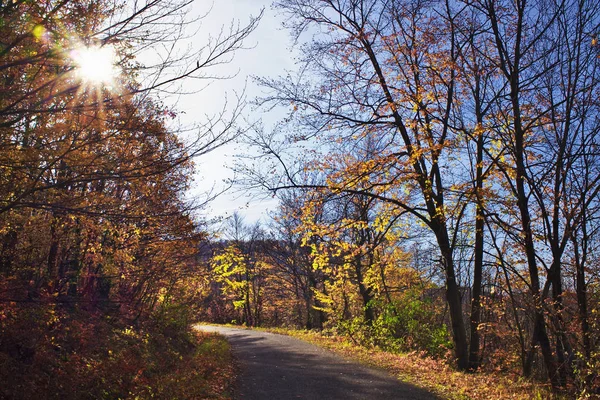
left=0, top=0, right=255, bottom=398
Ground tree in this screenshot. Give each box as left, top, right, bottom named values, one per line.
left=248, top=0, right=475, bottom=370
left=243, top=0, right=600, bottom=388
left=0, top=0, right=260, bottom=216
left=473, top=0, right=600, bottom=386
left=267, top=191, right=326, bottom=329
left=0, top=1, right=269, bottom=397
left=0, top=0, right=261, bottom=376
left=210, top=214, right=274, bottom=326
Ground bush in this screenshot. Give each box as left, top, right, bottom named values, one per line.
left=375, top=294, right=452, bottom=357
left=0, top=304, right=234, bottom=399
left=334, top=292, right=452, bottom=358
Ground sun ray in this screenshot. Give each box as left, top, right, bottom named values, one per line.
left=67, top=43, right=124, bottom=123
left=71, top=45, right=118, bottom=86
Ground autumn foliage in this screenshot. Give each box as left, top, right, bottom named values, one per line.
left=3, top=0, right=600, bottom=398
left=0, top=0, right=255, bottom=398
left=219, top=0, right=600, bottom=396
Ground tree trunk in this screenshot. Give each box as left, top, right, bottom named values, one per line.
left=47, top=218, right=59, bottom=278
left=355, top=255, right=375, bottom=324
left=307, top=272, right=323, bottom=330
left=469, top=120, right=485, bottom=371
left=435, top=222, right=469, bottom=371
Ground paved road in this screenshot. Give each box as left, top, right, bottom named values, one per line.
left=195, top=325, right=439, bottom=400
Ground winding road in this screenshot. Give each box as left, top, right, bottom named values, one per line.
left=195, top=325, right=439, bottom=400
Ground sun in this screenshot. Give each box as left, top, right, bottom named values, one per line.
left=71, top=45, right=118, bottom=86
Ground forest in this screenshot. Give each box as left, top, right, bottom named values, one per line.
left=1, top=0, right=600, bottom=399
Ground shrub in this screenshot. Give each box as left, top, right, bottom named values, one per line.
left=334, top=291, right=452, bottom=358
left=0, top=304, right=233, bottom=399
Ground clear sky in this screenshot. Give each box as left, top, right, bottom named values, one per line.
left=173, top=0, right=294, bottom=224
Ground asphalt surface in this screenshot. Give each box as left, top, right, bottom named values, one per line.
left=195, top=325, right=439, bottom=400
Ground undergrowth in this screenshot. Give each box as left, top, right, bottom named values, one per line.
left=0, top=304, right=234, bottom=399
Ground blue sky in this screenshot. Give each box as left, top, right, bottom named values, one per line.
left=175, top=1, right=296, bottom=224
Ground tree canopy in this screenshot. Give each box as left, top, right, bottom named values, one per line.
left=233, top=0, right=600, bottom=393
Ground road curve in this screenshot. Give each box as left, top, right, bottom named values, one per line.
left=195, top=325, right=439, bottom=400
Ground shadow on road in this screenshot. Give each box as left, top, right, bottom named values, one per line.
left=197, top=325, right=439, bottom=400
